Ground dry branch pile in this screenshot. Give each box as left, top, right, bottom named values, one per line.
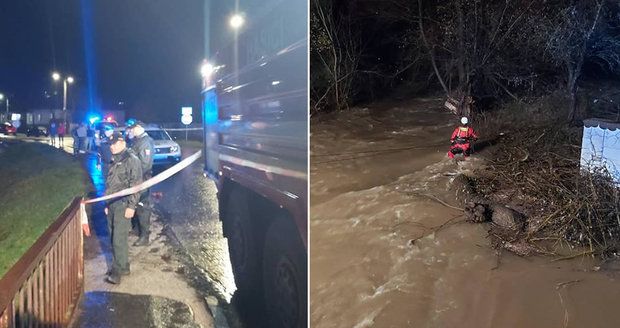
left=469, top=116, right=620, bottom=258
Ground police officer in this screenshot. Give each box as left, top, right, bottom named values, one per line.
left=97, top=125, right=114, bottom=176
left=126, top=119, right=155, bottom=246
left=104, top=132, right=143, bottom=284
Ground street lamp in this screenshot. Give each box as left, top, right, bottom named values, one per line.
left=0, top=93, right=9, bottom=115
left=200, top=62, right=214, bottom=78
left=63, top=76, right=74, bottom=111
left=229, top=14, right=244, bottom=29
left=51, top=73, right=74, bottom=111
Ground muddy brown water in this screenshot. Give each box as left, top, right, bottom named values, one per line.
left=310, top=99, right=620, bottom=328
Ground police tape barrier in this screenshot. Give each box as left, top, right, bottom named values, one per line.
left=79, top=150, right=203, bottom=236
left=163, top=127, right=203, bottom=131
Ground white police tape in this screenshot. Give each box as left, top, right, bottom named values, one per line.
left=82, top=150, right=202, bottom=204
left=163, top=128, right=203, bottom=131
left=79, top=151, right=202, bottom=236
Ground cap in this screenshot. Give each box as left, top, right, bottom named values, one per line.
left=126, top=119, right=144, bottom=128
left=108, top=131, right=125, bottom=144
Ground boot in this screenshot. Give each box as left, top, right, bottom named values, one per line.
left=106, top=271, right=121, bottom=284
left=106, top=268, right=130, bottom=276
left=133, top=234, right=150, bottom=246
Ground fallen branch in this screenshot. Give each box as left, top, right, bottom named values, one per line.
left=550, top=250, right=596, bottom=262
left=409, top=192, right=464, bottom=211
left=408, top=215, right=467, bottom=245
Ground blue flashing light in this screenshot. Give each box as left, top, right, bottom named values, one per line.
left=89, top=116, right=101, bottom=124
left=203, top=89, right=218, bottom=124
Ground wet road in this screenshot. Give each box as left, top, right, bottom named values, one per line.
left=74, top=292, right=200, bottom=328
left=310, top=99, right=620, bottom=328
left=152, top=144, right=269, bottom=328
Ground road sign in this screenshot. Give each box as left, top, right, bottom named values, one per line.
left=181, top=107, right=192, bottom=126
left=181, top=115, right=193, bottom=125
left=182, top=107, right=193, bottom=116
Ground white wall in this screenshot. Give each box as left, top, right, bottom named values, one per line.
left=580, top=120, right=620, bottom=183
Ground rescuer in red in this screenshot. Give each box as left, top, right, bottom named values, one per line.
left=448, top=117, right=478, bottom=159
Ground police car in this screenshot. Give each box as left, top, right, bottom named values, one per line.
left=143, top=126, right=182, bottom=166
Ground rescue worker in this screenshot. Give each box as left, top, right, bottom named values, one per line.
left=448, top=117, right=478, bottom=159
left=104, top=132, right=143, bottom=284
left=126, top=119, right=155, bottom=246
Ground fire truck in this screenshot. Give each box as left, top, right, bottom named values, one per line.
left=200, top=1, right=307, bottom=327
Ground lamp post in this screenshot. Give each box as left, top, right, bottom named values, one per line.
left=64, top=76, right=74, bottom=111
left=52, top=72, right=74, bottom=121
left=52, top=72, right=74, bottom=111
left=229, top=13, right=244, bottom=29
left=0, top=93, right=9, bottom=116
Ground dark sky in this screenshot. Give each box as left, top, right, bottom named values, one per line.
left=0, top=0, right=204, bottom=122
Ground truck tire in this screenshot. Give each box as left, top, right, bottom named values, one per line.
left=225, top=188, right=261, bottom=296
left=263, top=217, right=307, bottom=328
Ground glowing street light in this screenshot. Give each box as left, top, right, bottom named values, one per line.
left=229, top=14, right=244, bottom=29
left=0, top=93, right=8, bottom=114
left=51, top=72, right=75, bottom=112
left=200, top=62, right=214, bottom=78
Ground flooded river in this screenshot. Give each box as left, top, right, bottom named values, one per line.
left=310, top=99, right=620, bottom=328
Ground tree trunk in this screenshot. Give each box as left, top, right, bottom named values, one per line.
left=456, top=0, right=466, bottom=89
left=418, top=0, right=449, bottom=95
left=567, top=58, right=583, bottom=123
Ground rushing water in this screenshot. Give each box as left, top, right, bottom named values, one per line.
left=310, top=99, right=620, bottom=328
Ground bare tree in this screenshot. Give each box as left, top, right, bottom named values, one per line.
left=311, top=0, right=362, bottom=113
left=541, top=0, right=617, bottom=122
left=414, top=0, right=538, bottom=112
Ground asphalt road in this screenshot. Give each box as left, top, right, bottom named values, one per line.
left=152, top=144, right=269, bottom=328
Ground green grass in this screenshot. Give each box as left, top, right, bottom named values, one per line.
left=0, top=142, right=89, bottom=278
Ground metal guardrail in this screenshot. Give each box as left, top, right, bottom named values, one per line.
left=0, top=198, right=84, bottom=327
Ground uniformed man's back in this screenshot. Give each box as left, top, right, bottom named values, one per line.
left=125, top=119, right=156, bottom=246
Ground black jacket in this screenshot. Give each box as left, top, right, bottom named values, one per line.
left=131, top=132, right=155, bottom=178
left=105, top=149, right=143, bottom=209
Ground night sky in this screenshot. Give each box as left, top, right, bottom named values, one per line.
left=0, top=0, right=204, bottom=122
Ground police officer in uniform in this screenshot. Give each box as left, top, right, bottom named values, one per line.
left=126, top=119, right=155, bottom=246
left=97, top=125, right=114, bottom=176
left=104, top=132, right=143, bottom=284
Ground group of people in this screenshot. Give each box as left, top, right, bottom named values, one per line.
left=99, top=119, right=155, bottom=285
left=48, top=120, right=67, bottom=147
left=71, top=122, right=96, bottom=154
left=47, top=120, right=99, bottom=153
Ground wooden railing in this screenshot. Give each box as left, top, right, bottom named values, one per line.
left=0, top=198, right=84, bottom=327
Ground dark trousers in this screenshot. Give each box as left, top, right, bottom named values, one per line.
left=136, top=189, right=152, bottom=237
left=108, top=203, right=130, bottom=273
left=78, top=137, right=86, bottom=152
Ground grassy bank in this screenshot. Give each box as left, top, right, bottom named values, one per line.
left=0, top=142, right=89, bottom=277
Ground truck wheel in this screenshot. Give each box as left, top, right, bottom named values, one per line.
left=226, top=189, right=261, bottom=295
left=263, top=218, right=307, bottom=328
